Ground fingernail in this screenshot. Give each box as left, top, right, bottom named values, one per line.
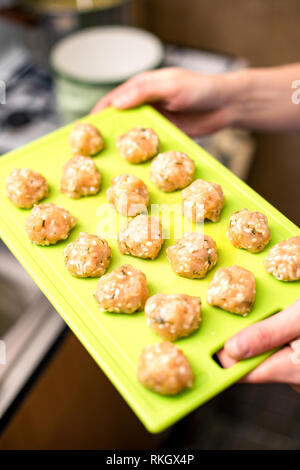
left=225, top=336, right=250, bottom=359
left=113, top=96, right=129, bottom=108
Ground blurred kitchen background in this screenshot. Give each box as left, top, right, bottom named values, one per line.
left=0, top=0, right=299, bottom=450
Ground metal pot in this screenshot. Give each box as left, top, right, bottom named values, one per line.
left=22, top=0, right=132, bottom=52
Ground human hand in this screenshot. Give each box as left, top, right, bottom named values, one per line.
left=91, top=67, right=242, bottom=136
left=92, top=63, right=300, bottom=135
left=218, top=298, right=300, bottom=392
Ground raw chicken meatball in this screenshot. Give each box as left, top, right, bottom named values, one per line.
left=69, top=121, right=104, bottom=156
left=182, top=179, right=225, bottom=222
left=6, top=168, right=49, bottom=209
left=264, top=236, right=300, bottom=281
left=118, top=214, right=163, bottom=260
left=145, top=294, right=202, bottom=341
left=26, top=203, right=76, bottom=246
left=166, top=232, right=218, bottom=279
left=94, top=264, right=149, bottom=314
left=138, top=342, right=194, bottom=395
left=116, top=127, right=160, bottom=163
left=150, top=151, right=195, bottom=192
left=207, top=265, right=256, bottom=315
left=61, top=155, right=101, bottom=199
left=64, top=232, right=111, bottom=278
left=227, top=209, right=271, bottom=253
left=107, top=174, right=149, bottom=216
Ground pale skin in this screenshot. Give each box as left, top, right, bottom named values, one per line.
left=92, top=64, right=300, bottom=391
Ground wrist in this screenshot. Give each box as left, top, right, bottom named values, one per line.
left=221, top=69, right=254, bottom=127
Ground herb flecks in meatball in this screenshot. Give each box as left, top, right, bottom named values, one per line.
left=207, top=265, right=256, bottom=315
left=6, top=168, right=49, bottom=209
left=26, top=203, right=76, bottom=246
left=107, top=174, right=149, bottom=216
left=69, top=121, right=104, bottom=156
left=264, top=236, right=300, bottom=282
left=138, top=342, right=194, bottom=395
left=145, top=294, right=201, bottom=341
left=167, top=232, right=218, bottom=279
left=117, top=127, right=160, bottom=163
left=227, top=209, right=271, bottom=253
left=94, top=264, right=149, bottom=314
left=182, top=179, right=225, bottom=223
left=64, top=232, right=111, bottom=278
left=150, top=151, right=195, bottom=192
left=118, top=214, right=163, bottom=259
left=61, top=155, right=101, bottom=199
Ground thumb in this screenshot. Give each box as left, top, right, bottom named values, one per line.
left=224, top=298, right=300, bottom=360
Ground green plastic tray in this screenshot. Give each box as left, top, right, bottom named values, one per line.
left=0, top=105, right=299, bottom=433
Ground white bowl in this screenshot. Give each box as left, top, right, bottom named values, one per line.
left=50, top=26, right=164, bottom=122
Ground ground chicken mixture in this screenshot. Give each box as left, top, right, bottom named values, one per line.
left=264, top=236, right=300, bottom=281
left=145, top=293, right=201, bottom=341
left=182, top=179, right=225, bottom=222
left=118, top=214, right=163, bottom=259
left=116, top=127, right=160, bottom=163
left=227, top=209, right=271, bottom=253
left=61, top=155, right=101, bottom=199
left=107, top=174, right=149, bottom=216
left=207, top=265, right=256, bottom=315
left=150, top=151, right=195, bottom=192
left=26, top=203, right=76, bottom=246
left=64, top=232, right=111, bottom=278
left=166, top=232, right=218, bottom=278
left=6, top=168, right=49, bottom=208
left=138, top=342, right=194, bottom=395
left=69, top=121, right=104, bottom=156
left=94, top=264, right=149, bottom=314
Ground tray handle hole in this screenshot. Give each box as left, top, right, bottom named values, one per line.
left=212, top=351, right=231, bottom=370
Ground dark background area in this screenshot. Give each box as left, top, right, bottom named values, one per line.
left=132, top=0, right=300, bottom=228
left=0, top=0, right=299, bottom=450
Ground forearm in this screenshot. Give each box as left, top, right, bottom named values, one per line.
left=223, top=63, right=300, bottom=132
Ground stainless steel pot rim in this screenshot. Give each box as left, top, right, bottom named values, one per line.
left=23, top=0, right=129, bottom=14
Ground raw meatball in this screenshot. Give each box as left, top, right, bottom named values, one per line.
left=138, top=342, right=194, bottom=395
left=150, top=151, right=195, bottom=192
left=26, top=203, right=76, bottom=246
left=145, top=294, right=201, bottom=341
left=107, top=174, right=149, bottom=216
left=116, top=127, right=160, bottom=163
left=61, top=155, right=101, bottom=199
left=118, top=215, right=163, bottom=260
left=69, top=121, right=104, bottom=156
left=227, top=209, right=271, bottom=253
left=6, top=168, right=49, bottom=209
left=166, top=232, right=218, bottom=279
left=264, top=236, right=300, bottom=281
left=64, top=232, right=111, bottom=278
left=94, top=264, right=149, bottom=314
left=207, top=265, right=256, bottom=315
left=182, top=179, right=225, bottom=222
